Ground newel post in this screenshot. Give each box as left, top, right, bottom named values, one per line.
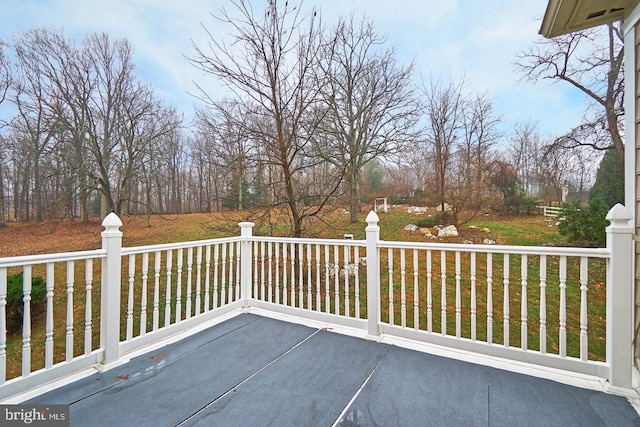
left=365, top=211, right=381, bottom=337
left=605, top=203, right=634, bottom=390
left=101, top=212, right=123, bottom=368
left=239, top=222, right=255, bottom=308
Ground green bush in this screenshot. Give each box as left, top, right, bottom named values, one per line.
left=557, top=200, right=608, bottom=247
left=6, top=272, right=47, bottom=334
left=415, top=217, right=436, bottom=228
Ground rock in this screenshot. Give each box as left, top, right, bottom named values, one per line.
left=437, top=225, right=458, bottom=237
left=435, top=203, right=452, bottom=212
left=468, top=225, right=477, bottom=229
left=482, top=238, right=496, bottom=245
left=407, top=206, right=428, bottom=214
left=418, top=227, right=433, bottom=236
left=463, top=240, right=473, bottom=244
left=341, top=209, right=349, bottom=215
left=482, top=228, right=490, bottom=233
left=404, top=224, right=418, bottom=232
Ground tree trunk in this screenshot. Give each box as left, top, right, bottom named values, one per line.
left=0, top=164, right=5, bottom=227
left=349, top=167, right=360, bottom=223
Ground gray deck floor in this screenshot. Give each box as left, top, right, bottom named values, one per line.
left=28, top=313, right=640, bottom=426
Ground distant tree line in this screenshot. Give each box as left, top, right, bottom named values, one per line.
left=0, top=1, right=622, bottom=236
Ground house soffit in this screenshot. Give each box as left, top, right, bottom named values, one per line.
left=540, top=0, right=631, bottom=38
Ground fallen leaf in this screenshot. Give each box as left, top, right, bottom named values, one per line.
left=151, top=353, right=165, bottom=360
left=116, top=375, right=128, bottom=380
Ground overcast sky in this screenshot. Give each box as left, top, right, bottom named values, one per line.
left=0, top=0, right=589, bottom=141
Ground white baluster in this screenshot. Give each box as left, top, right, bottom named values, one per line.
left=65, top=262, right=74, bottom=362
left=455, top=251, right=461, bottom=338
left=275, top=243, right=280, bottom=304
left=126, top=255, right=135, bottom=340
left=334, top=245, right=340, bottom=315
left=213, top=245, right=219, bottom=309
left=23, top=265, right=33, bottom=376
left=228, top=242, right=234, bottom=303
left=235, top=242, right=240, bottom=302
left=487, top=253, right=493, bottom=344
left=324, top=245, right=330, bottom=313
left=261, top=241, right=266, bottom=301
left=196, top=246, right=202, bottom=314
left=140, top=253, right=149, bottom=336
left=400, top=249, right=406, bottom=327
left=165, top=250, right=173, bottom=327
left=176, top=248, right=183, bottom=321
left=267, top=242, right=273, bottom=303
left=298, top=243, right=304, bottom=308
left=503, top=254, right=510, bottom=348
left=440, top=251, right=446, bottom=336
left=153, top=251, right=161, bottom=329
left=282, top=243, right=288, bottom=306
left=253, top=242, right=259, bottom=300
left=470, top=252, right=477, bottom=341
left=45, top=263, right=54, bottom=367
left=388, top=248, right=394, bottom=326
left=315, top=244, right=321, bottom=311
left=427, top=250, right=432, bottom=333
left=559, top=256, right=567, bottom=357
left=539, top=255, right=547, bottom=354
left=580, top=257, right=589, bottom=361
left=413, top=249, right=419, bottom=330
left=344, top=245, right=350, bottom=317
left=292, top=242, right=297, bottom=307
left=0, top=268, right=5, bottom=384
left=219, top=245, right=225, bottom=307
left=355, top=247, right=361, bottom=320
left=84, top=259, right=93, bottom=355
left=205, top=245, right=211, bottom=312
left=306, top=244, right=312, bottom=310
left=521, top=255, right=528, bottom=351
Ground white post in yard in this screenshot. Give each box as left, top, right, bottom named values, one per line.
left=239, top=222, right=255, bottom=308
left=605, top=203, right=634, bottom=390
left=366, top=211, right=381, bottom=337
left=100, top=212, right=123, bottom=368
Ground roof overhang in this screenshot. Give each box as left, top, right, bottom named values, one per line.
left=539, top=0, right=630, bottom=38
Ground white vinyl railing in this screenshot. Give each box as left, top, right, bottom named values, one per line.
left=0, top=204, right=634, bottom=401
left=0, top=249, right=106, bottom=394
left=537, top=205, right=563, bottom=217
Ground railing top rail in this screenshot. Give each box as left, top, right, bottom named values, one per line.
left=251, top=236, right=366, bottom=247
left=121, top=236, right=243, bottom=255
left=0, top=249, right=106, bottom=268
left=378, top=240, right=610, bottom=258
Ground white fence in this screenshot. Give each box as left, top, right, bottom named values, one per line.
left=0, top=205, right=634, bottom=401
left=538, top=206, right=563, bottom=217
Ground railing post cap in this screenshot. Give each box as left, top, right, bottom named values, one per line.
left=238, top=222, right=255, bottom=228
left=605, top=203, right=632, bottom=224
left=101, top=212, right=123, bottom=229
left=365, top=210, right=379, bottom=226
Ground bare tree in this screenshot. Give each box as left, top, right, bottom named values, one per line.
left=195, top=102, right=254, bottom=211
left=11, top=29, right=65, bottom=222
left=447, top=93, right=501, bottom=224
left=189, top=0, right=334, bottom=237
left=508, top=121, right=543, bottom=197
left=0, top=41, right=10, bottom=225
left=317, top=14, right=419, bottom=222
left=0, top=40, right=11, bottom=124
left=421, top=77, right=466, bottom=215
left=12, top=28, right=96, bottom=221
left=517, top=23, right=624, bottom=168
